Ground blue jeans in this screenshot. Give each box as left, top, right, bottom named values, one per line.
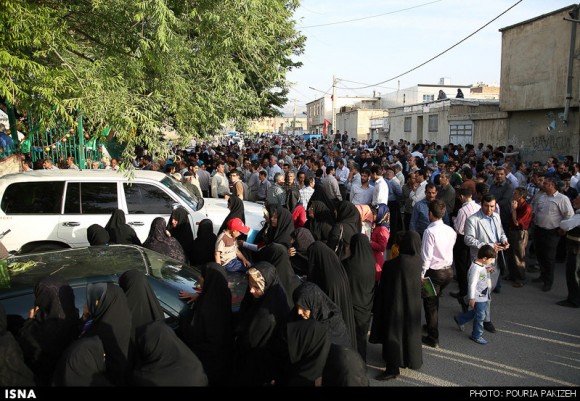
left=456, top=301, right=488, bottom=340
left=224, top=258, right=245, bottom=272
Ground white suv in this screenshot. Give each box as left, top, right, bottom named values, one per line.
left=0, top=170, right=264, bottom=253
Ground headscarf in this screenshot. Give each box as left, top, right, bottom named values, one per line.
left=285, top=319, right=331, bottom=386
left=191, top=219, right=217, bottom=266
left=355, top=204, right=374, bottom=226
left=307, top=241, right=357, bottom=349
left=84, top=282, right=132, bottom=386
left=328, top=201, right=362, bottom=253
left=308, top=184, right=336, bottom=213
left=218, top=196, right=246, bottom=235
left=0, top=304, right=35, bottom=386
left=235, top=262, right=290, bottom=385
left=256, top=243, right=300, bottom=309
left=342, top=234, right=376, bottom=318
left=119, top=269, right=165, bottom=339
left=132, top=321, right=208, bottom=386
left=304, top=201, right=334, bottom=242
left=17, top=276, right=80, bottom=384
left=375, top=203, right=390, bottom=229
left=289, top=228, right=316, bottom=276
left=293, top=282, right=351, bottom=347
left=265, top=206, right=294, bottom=249
left=52, top=336, right=111, bottom=386
left=184, top=263, right=233, bottom=386
left=105, top=209, right=141, bottom=245
left=143, top=217, right=187, bottom=263
left=167, top=207, right=195, bottom=261
left=87, top=224, right=110, bottom=246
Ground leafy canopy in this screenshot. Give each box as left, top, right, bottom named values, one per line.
left=0, top=0, right=304, bottom=158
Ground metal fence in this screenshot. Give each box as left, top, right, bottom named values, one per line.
left=1, top=112, right=109, bottom=169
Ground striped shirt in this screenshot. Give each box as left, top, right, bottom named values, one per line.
left=454, top=200, right=481, bottom=235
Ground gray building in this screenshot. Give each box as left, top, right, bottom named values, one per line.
left=388, top=98, right=507, bottom=146
left=500, top=4, right=580, bottom=161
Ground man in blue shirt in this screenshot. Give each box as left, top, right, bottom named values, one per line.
left=410, top=183, right=449, bottom=237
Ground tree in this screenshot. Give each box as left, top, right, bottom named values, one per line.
left=0, top=0, right=304, bottom=161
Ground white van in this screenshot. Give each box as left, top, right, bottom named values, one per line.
left=0, top=170, right=264, bottom=253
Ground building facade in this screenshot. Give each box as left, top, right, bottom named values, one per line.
left=388, top=99, right=507, bottom=146
left=500, top=5, right=580, bottom=161
left=335, top=108, right=388, bottom=142
left=306, top=96, right=380, bottom=134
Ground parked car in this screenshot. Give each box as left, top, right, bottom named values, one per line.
left=0, top=170, right=265, bottom=254
left=0, top=245, right=247, bottom=334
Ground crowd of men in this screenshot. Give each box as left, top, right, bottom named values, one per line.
left=28, top=132, right=580, bottom=348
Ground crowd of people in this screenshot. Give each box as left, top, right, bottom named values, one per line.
left=2, top=132, right=580, bottom=386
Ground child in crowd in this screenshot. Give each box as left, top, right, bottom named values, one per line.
left=453, top=244, right=497, bottom=345
left=215, top=218, right=252, bottom=272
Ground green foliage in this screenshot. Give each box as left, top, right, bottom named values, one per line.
left=0, top=0, right=304, bottom=158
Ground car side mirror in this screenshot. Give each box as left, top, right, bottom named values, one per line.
left=195, top=197, right=204, bottom=212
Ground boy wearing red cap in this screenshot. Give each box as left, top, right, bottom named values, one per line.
left=215, top=217, right=252, bottom=272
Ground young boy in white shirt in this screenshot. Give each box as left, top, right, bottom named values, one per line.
left=453, top=244, right=497, bottom=344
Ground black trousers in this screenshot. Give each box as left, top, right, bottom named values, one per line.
left=534, top=227, right=561, bottom=287
left=565, top=241, right=580, bottom=306
left=423, top=268, right=454, bottom=340
left=453, top=234, right=471, bottom=297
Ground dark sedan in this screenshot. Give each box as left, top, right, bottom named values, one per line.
left=0, top=245, right=247, bottom=333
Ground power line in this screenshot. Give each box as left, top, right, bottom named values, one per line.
left=298, top=0, right=442, bottom=29
left=340, top=0, right=523, bottom=90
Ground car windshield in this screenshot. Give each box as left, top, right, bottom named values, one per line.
left=0, top=245, right=247, bottom=312
left=1, top=246, right=148, bottom=291
left=161, top=176, right=197, bottom=211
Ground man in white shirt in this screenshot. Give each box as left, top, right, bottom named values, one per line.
left=410, top=168, right=428, bottom=206
left=421, top=199, right=457, bottom=348
left=335, top=159, right=349, bottom=201
left=350, top=169, right=373, bottom=205
left=370, top=165, right=389, bottom=206
left=450, top=188, right=482, bottom=307
left=300, top=177, right=315, bottom=207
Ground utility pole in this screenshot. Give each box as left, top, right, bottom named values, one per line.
left=332, top=74, right=337, bottom=135
left=293, top=98, right=297, bottom=136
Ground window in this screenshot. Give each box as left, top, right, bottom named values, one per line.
left=124, top=183, right=174, bottom=214
left=404, top=117, right=412, bottom=132
left=64, top=182, right=118, bottom=214
left=449, top=121, right=473, bottom=146
left=423, top=94, right=434, bottom=102
left=428, top=115, right=439, bottom=132
left=1, top=182, right=64, bottom=214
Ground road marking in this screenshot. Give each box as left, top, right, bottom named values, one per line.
left=498, top=329, right=580, bottom=348
left=366, top=363, right=457, bottom=386
left=507, top=322, right=580, bottom=339
left=421, top=347, right=576, bottom=386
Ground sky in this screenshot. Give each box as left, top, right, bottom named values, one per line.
left=282, top=0, right=575, bottom=114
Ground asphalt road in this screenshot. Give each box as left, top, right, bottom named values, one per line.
left=366, top=256, right=580, bottom=387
